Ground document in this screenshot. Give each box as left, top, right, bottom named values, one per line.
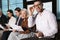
left=6, top=24, right=24, bottom=31
left=0, top=24, right=5, bottom=29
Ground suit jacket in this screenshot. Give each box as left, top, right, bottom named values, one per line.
left=0, top=14, right=8, bottom=29
left=15, top=17, right=23, bottom=26
left=16, top=17, right=29, bottom=29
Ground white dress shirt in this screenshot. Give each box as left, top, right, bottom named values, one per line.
left=8, top=16, right=16, bottom=26
left=28, top=10, right=58, bottom=38
left=7, top=16, right=23, bottom=31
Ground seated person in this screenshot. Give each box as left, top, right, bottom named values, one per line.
left=1, top=9, right=16, bottom=40
left=0, top=9, right=8, bottom=30
left=8, top=9, right=34, bottom=40
left=28, top=0, right=58, bottom=40
left=6, top=9, right=16, bottom=28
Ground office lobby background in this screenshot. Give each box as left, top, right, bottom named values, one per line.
left=0, top=0, right=60, bottom=20
left=0, top=0, right=59, bottom=19
left=0, top=0, right=60, bottom=40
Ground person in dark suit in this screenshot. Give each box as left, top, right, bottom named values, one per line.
left=14, top=7, right=21, bottom=26
left=0, top=10, right=8, bottom=29
left=0, top=9, right=9, bottom=40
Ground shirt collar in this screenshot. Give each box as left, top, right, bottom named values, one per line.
left=39, top=9, right=45, bottom=16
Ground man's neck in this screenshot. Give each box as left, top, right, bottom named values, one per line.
left=39, top=9, right=44, bottom=15
left=40, top=9, right=44, bottom=12
left=39, top=9, right=44, bottom=13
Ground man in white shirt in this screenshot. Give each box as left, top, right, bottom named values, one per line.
left=28, top=0, right=58, bottom=39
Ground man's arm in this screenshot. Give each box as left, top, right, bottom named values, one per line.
left=28, top=16, right=35, bottom=27
left=28, top=6, right=35, bottom=28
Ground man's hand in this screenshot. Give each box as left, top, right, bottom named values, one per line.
left=12, top=29, right=18, bottom=32
left=5, top=24, right=11, bottom=29
left=29, top=6, right=34, bottom=16
left=35, top=32, right=44, bottom=37
left=19, top=30, right=30, bottom=34
left=3, top=29, right=9, bottom=31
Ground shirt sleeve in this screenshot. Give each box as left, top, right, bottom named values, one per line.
left=43, top=12, right=58, bottom=37
left=28, top=16, right=35, bottom=28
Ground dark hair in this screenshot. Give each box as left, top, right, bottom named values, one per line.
left=35, top=0, right=43, bottom=4
left=7, top=9, right=14, bottom=16
left=34, top=0, right=43, bottom=6
left=15, top=7, right=21, bottom=12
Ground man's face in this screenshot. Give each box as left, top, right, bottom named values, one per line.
left=7, top=12, right=12, bottom=17
left=15, top=11, right=20, bottom=17
left=34, top=1, right=43, bottom=12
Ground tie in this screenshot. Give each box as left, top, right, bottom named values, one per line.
left=15, top=17, right=19, bottom=25
left=33, top=13, right=38, bottom=20
left=15, top=17, right=24, bottom=26
left=18, top=18, right=24, bottom=26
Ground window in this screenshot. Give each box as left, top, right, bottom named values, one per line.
left=2, top=0, right=23, bottom=15
left=2, top=0, right=8, bottom=15
left=57, top=0, right=60, bottom=20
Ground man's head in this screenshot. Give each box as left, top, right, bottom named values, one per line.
left=15, top=7, right=21, bottom=17
left=34, top=0, right=43, bottom=12
left=7, top=9, right=14, bottom=17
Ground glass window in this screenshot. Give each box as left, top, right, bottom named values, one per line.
left=9, top=0, right=16, bottom=5
left=2, top=0, right=8, bottom=15
left=2, top=0, right=7, bottom=5
left=57, top=0, right=60, bottom=19
left=2, top=0, right=23, bottom=15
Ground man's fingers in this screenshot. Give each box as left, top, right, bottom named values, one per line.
left=29, top=7, right=34, bottom=13
left=3, top=29, right=8, bottom=31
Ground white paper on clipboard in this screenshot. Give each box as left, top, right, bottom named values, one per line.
left=6, top=24, right=24, bottom=31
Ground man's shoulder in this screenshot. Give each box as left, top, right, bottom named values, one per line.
left=44, top=10, right=52, bottom=13
left=44, top=10, right=54, bottom=15
left=44, top=10, right=56, bottom=18
left=1, top=14, right=7, bottom=18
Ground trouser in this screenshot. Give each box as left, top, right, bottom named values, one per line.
left=8, top=32, right=34, bottom=40
left=1, top=31, right=11, bottom=40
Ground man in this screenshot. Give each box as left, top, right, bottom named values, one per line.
left=0, top=9, right=8, bottom=40
left=15, top=7, right=21, bottom=26
left=0, top=9, right=8, bottom=29
left=28, top=0, right=58, bottom=40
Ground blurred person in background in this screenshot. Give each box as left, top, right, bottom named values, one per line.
left=1, top=9, right=16, bottom=40
left=14, top=7, right=22, bottom=26
left=0, top=9, right=8, bottom=30
left=8, top=9, right=34, bottom=40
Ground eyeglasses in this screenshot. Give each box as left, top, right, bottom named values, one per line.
left=33, top=3, right=42, bottom=8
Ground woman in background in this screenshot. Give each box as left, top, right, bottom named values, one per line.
left=1, top=9, right=16, bottom=40
left=7, top=10, right=16, bottom=27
